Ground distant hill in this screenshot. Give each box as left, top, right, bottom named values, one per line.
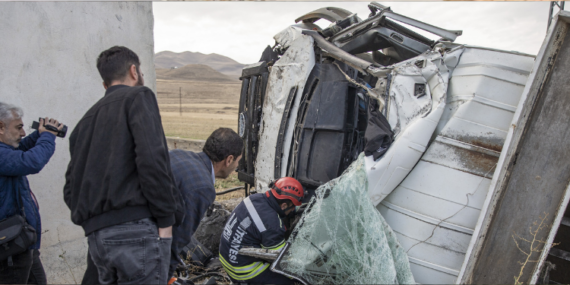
left=155, top=51, right=247, bottom=80
left=156, top=64, right=237, bottom=82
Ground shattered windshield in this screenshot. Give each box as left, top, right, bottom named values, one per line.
left=274, top=154, right=415, bottom=284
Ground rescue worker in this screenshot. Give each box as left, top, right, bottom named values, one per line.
left=219, top=177, right=304, bottom=284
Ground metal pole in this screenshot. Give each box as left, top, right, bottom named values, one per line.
left=548, top=1, right=566, bottom=31
left=179, top=87, right=182, bottom=116
left=548, top=2, right=555, bottom=30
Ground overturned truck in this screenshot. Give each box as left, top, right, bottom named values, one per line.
left=234, top=2, right=556, bottom=284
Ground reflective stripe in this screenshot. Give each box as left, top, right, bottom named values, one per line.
left=262, top=240, right=286, bottom=251
left=223, top=262, right=270, bottom=280
left=219, top=254, right=261, bottom=273
left=220, top=254, right=269, bottom=280
left=244, top=197, right=266, bottom=233
left=223, top=264, right=268, bottom=280
left=235, top=263, right=269, bottom=280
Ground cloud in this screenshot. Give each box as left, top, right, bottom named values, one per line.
left=153, top=2, right=551, bottom=63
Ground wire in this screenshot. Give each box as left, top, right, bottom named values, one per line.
left=216, top=186, right=245, bottom=196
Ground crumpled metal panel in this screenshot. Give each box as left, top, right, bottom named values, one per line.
left=377, top=47, right=535, bottom=284
left=273, top=26, right=308, bottom=50
left=366, top=47, right=464, bottom=206
left=436, top=47, right=535, bottom=152
left=254, top=27, right=315, bottom=190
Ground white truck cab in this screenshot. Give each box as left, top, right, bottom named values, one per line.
left=235, top=3, right=535, bottom=283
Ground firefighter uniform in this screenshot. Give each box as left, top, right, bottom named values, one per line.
left=219, top=192, right=292, bottom=284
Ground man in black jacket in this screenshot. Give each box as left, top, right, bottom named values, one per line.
left=64, top=46, right=179, bottom=284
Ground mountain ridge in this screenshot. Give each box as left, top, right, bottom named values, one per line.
left=156, top=64, right=238, bottom=83
left=155, top=51, right=248, bottom=80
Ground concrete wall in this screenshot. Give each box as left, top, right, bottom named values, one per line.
left=0, top=2, right=156, bottom=283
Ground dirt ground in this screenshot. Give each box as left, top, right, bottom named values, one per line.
left=157, top=79, right=241, bottom=140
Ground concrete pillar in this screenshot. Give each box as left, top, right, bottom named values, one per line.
left=0, top=2, right=156, bottom=283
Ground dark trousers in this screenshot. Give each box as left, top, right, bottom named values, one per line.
left=0, top=249, right=47, bottom=284
left=87, top=218, right=172, bottom=284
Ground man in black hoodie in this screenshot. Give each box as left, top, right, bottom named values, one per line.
left=64, top=46, right=179, bottom=284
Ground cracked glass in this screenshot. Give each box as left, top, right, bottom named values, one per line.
left=276, top=153, right=416, bottom=284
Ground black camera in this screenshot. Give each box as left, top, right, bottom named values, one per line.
left=31, top=118, right=67, bottom=138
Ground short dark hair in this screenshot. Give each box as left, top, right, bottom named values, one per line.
left=96, top=46, right=140, bottom=87
left=203, top=128, right=243, bottom=163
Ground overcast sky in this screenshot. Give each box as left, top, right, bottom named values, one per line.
left=153, top=2, right=554, bottom=64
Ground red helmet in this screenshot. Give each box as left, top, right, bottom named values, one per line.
left=268, top=177, right=304, bottom=206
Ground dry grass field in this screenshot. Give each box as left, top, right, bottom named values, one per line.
left=214, top=172, right=245, bottom=201
left=157, top=79, right=241, bottom=140
left=157, top=78, right=245, bottom=192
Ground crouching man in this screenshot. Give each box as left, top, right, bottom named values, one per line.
left=0, top=102, right=63, bottom=284
left=168, top=128, right=243, bottom=284
left=219, top=177, right=304, bottom=284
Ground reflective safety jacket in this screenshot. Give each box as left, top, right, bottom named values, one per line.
left=219, top=193, right=287, bottom=281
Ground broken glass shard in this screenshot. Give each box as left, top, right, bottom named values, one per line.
left=272, top=153, right=415, bottom=284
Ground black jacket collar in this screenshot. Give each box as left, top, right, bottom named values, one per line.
left=105, top=84, right=129, bottom=96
